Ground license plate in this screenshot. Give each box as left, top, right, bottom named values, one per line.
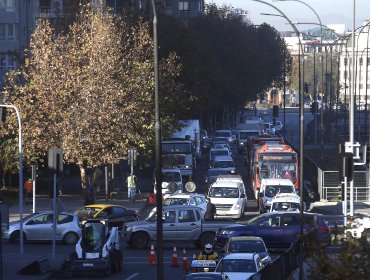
left=83, top=263, right=94, bottom=267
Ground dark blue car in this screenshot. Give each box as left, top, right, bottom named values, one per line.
left=215, top=212, right=331, bottom=249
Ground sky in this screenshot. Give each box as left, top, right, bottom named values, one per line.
left=206, top=0, right=370, bottom=32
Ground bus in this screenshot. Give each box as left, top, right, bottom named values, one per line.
left=250, top=143, right=299, bottom=200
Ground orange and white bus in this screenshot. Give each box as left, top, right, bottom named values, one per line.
left=250, top=143, right=299, bottom=199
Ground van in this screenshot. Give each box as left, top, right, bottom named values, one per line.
left=270, top=193, right=301, bottom=212
left=258, top=178, right=296, bottom=214
left=208, top=180, right=247, bottom=219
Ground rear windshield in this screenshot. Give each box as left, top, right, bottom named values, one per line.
left=213, top=161, right=234, bottom=168
left=228, top=240, right=266, bottom=253
left=271, top=202, right=300, bottom=212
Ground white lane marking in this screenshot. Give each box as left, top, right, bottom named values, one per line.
left=125, top=273, right=139, bottom=280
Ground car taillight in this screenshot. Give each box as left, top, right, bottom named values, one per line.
left=320, top=225, right=330, bottom=233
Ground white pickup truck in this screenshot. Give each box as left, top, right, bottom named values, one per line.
left=123, top=205, right=235, bottom=249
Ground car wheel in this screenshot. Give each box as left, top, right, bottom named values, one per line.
left=200, top=232, right=215, bottom=247
left=131, top=232, right=149, bottom=249
left=10, top=231, right=25, bottom=243
left=63, top=232, right=79, bottom=245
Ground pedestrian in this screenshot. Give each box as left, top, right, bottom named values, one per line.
left=24, top=178, right=33, bottom=200
left=204, top=197, right=216, bottom=220
left=127, top=173, right=137, bottom=202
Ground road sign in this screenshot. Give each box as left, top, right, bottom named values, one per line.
left=48, top=148, right=63, bottom=174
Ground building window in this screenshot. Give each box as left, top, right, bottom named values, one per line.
left=179, top=1, right=189, bottom=13
left=344, top=70, right=347, bottom=78
left=367, top=57, right=370, bottom=65
left=0, top=24, right=16, bottom=40
left=0, top=53, right=16, bottom=69
left=359, top=84, right=363, bottom=89
left=344, top=57, right=348, bottom=65
left=0, top=0, right=17, bottom=11
left=359, top=57, right=363, bottom=65
left=367, top=84, right=370, bottom=90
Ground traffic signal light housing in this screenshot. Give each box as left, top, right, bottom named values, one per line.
left=0, top=107, right=6, bottom=122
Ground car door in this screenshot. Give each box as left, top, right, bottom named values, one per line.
left=25, top=213, right=53, bottom=240
left=176, top=209, right=199, bottom=240
left=57, top=214, right=74, bottom=241
left=255, top=214, right=282, bottom=248
left=280, top=214, right=301, bottom=246
left=162, top=210, right=178, bottom=240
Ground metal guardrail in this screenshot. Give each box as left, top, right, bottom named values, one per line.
left=322, top=171, right=369, bottom=201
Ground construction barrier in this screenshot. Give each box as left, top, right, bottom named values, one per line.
left=171, top=246, right=178, bottom=268
left=149, top=243, right=156, bottom=266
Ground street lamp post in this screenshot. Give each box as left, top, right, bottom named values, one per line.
left=149, top=1, right=163, bottom=279
left=253, top=1, right=304, bottom=279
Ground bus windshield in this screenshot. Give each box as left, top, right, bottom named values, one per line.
left=258, top=161, right=297, bottom=183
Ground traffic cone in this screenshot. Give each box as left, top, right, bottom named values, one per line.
left=191, top=253, right=197, bottom=272
left=171, top=246, right=178, bottom=267
left=149, top=243, right=156, bottom=266
left=182, top=248, right=188, bottom=270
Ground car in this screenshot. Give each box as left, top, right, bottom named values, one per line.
left=215, top=212, right=331, bottom=249
left=214, top=130, right=233, bottom=143
left=270, top=193, right=301, bottom=212
left=162, top=192, right=208, bottom=216
left=209, top=155, right=236, bottom=174
left=258, top=178, right=296, bottom=213
left=215, top=253, right=265, bottom=280
left=221, top=236, right=271, bottom=265
left=154, top=167, right=183, bottom=196
left=204, top=168, right=229, bottom=190
left=209, top=147, right=231, bottom=162
left=2, top=211, right=81, bottom=245
left=74, top=204, right=138, bottom=228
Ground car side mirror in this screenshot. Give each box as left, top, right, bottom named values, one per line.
left=240, top=193, right=246, bottom=198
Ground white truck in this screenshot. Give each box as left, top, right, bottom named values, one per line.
left=162, top=119, right=201, bottom=177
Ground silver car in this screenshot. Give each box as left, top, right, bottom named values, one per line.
left=2, top=211, right=81, bottom=245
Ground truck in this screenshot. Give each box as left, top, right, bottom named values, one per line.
left=161, top=119, right=201, bottom=177
left=123, top=205, right=235, bottom=249
left=236, top=119, right=263, bottom=154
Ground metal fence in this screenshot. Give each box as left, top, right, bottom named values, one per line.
left=321, top=171, right=369, bottom=201
left=250, top=237, right=305, bottom=280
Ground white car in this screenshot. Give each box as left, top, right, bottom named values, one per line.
left=270, top=193, right=301, bottom=212
left=215, top=253, right=265, bottom=280
left=148, top=192, right=208, bottom=218
left=2, top=211, right=81, bottom=245
left=154, top=168, right=183, bottom=197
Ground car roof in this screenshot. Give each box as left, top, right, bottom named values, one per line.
left=272, top=193, right=300, bottom=203
left=222, top=253, right=257, bottom=260
left=83, top=204, right=123, bottom=208
left=211, top=180, right=240, bottom=187
left=210, top=147, right=229, bottom=151
left=165, top=193, right=204, bottom=199
left=213, top=155, right=234, bottom=161
left=262, top=178, right=294, bottom=185
left=228, top=236, right=264, bottom=242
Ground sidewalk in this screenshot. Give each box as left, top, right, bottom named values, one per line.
left=2, top=193, right=148, bottom=280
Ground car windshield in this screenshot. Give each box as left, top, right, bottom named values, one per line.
left=228, top=240, right=266, bottom=253
left=213, top=161, right=234, bottom=168
left=162, top=172, right=181, bottom=182
left=216, top=259, right=256, bottom=273
left=163, top=198, right=189, bottom=206
left=265, top=185, right=295, bottom=197
left=271, top=202, right=300, bottom=212
left=75, top=207, right=102, bottom=219
left=211, top=150, right=229, bottom=157
left=209, top=187, right=239, bottom=198
left=215, top=132, right=231, bottom=137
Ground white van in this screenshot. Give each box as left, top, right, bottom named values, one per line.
left=270, top=193, right=301, bottom=212
left=208, top=180, right=247, bottom=219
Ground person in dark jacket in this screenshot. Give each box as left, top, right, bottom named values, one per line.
left=204, top=197, right=216, bottom=220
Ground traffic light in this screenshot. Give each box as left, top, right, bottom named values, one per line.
left=0, top=107, right=6, bottom=122
left=303, top=82, right=309, bottom=93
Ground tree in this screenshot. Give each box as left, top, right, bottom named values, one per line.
left=1, top=3, right=184, bottom=188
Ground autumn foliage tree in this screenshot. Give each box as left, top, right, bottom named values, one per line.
left=1, top=3, right=184, bottom=188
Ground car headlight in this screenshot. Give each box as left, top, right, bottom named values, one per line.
left=266, top=201, right=272, bottom=206
left=230, top=170, right=235, bottom=174
left=220, top=230, right=235, bottom=235
left=240, top=142, right=244, bottom=145
left=125, top=226, right=133, bottom=232
left=234, top=204, right=240, bottom=209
